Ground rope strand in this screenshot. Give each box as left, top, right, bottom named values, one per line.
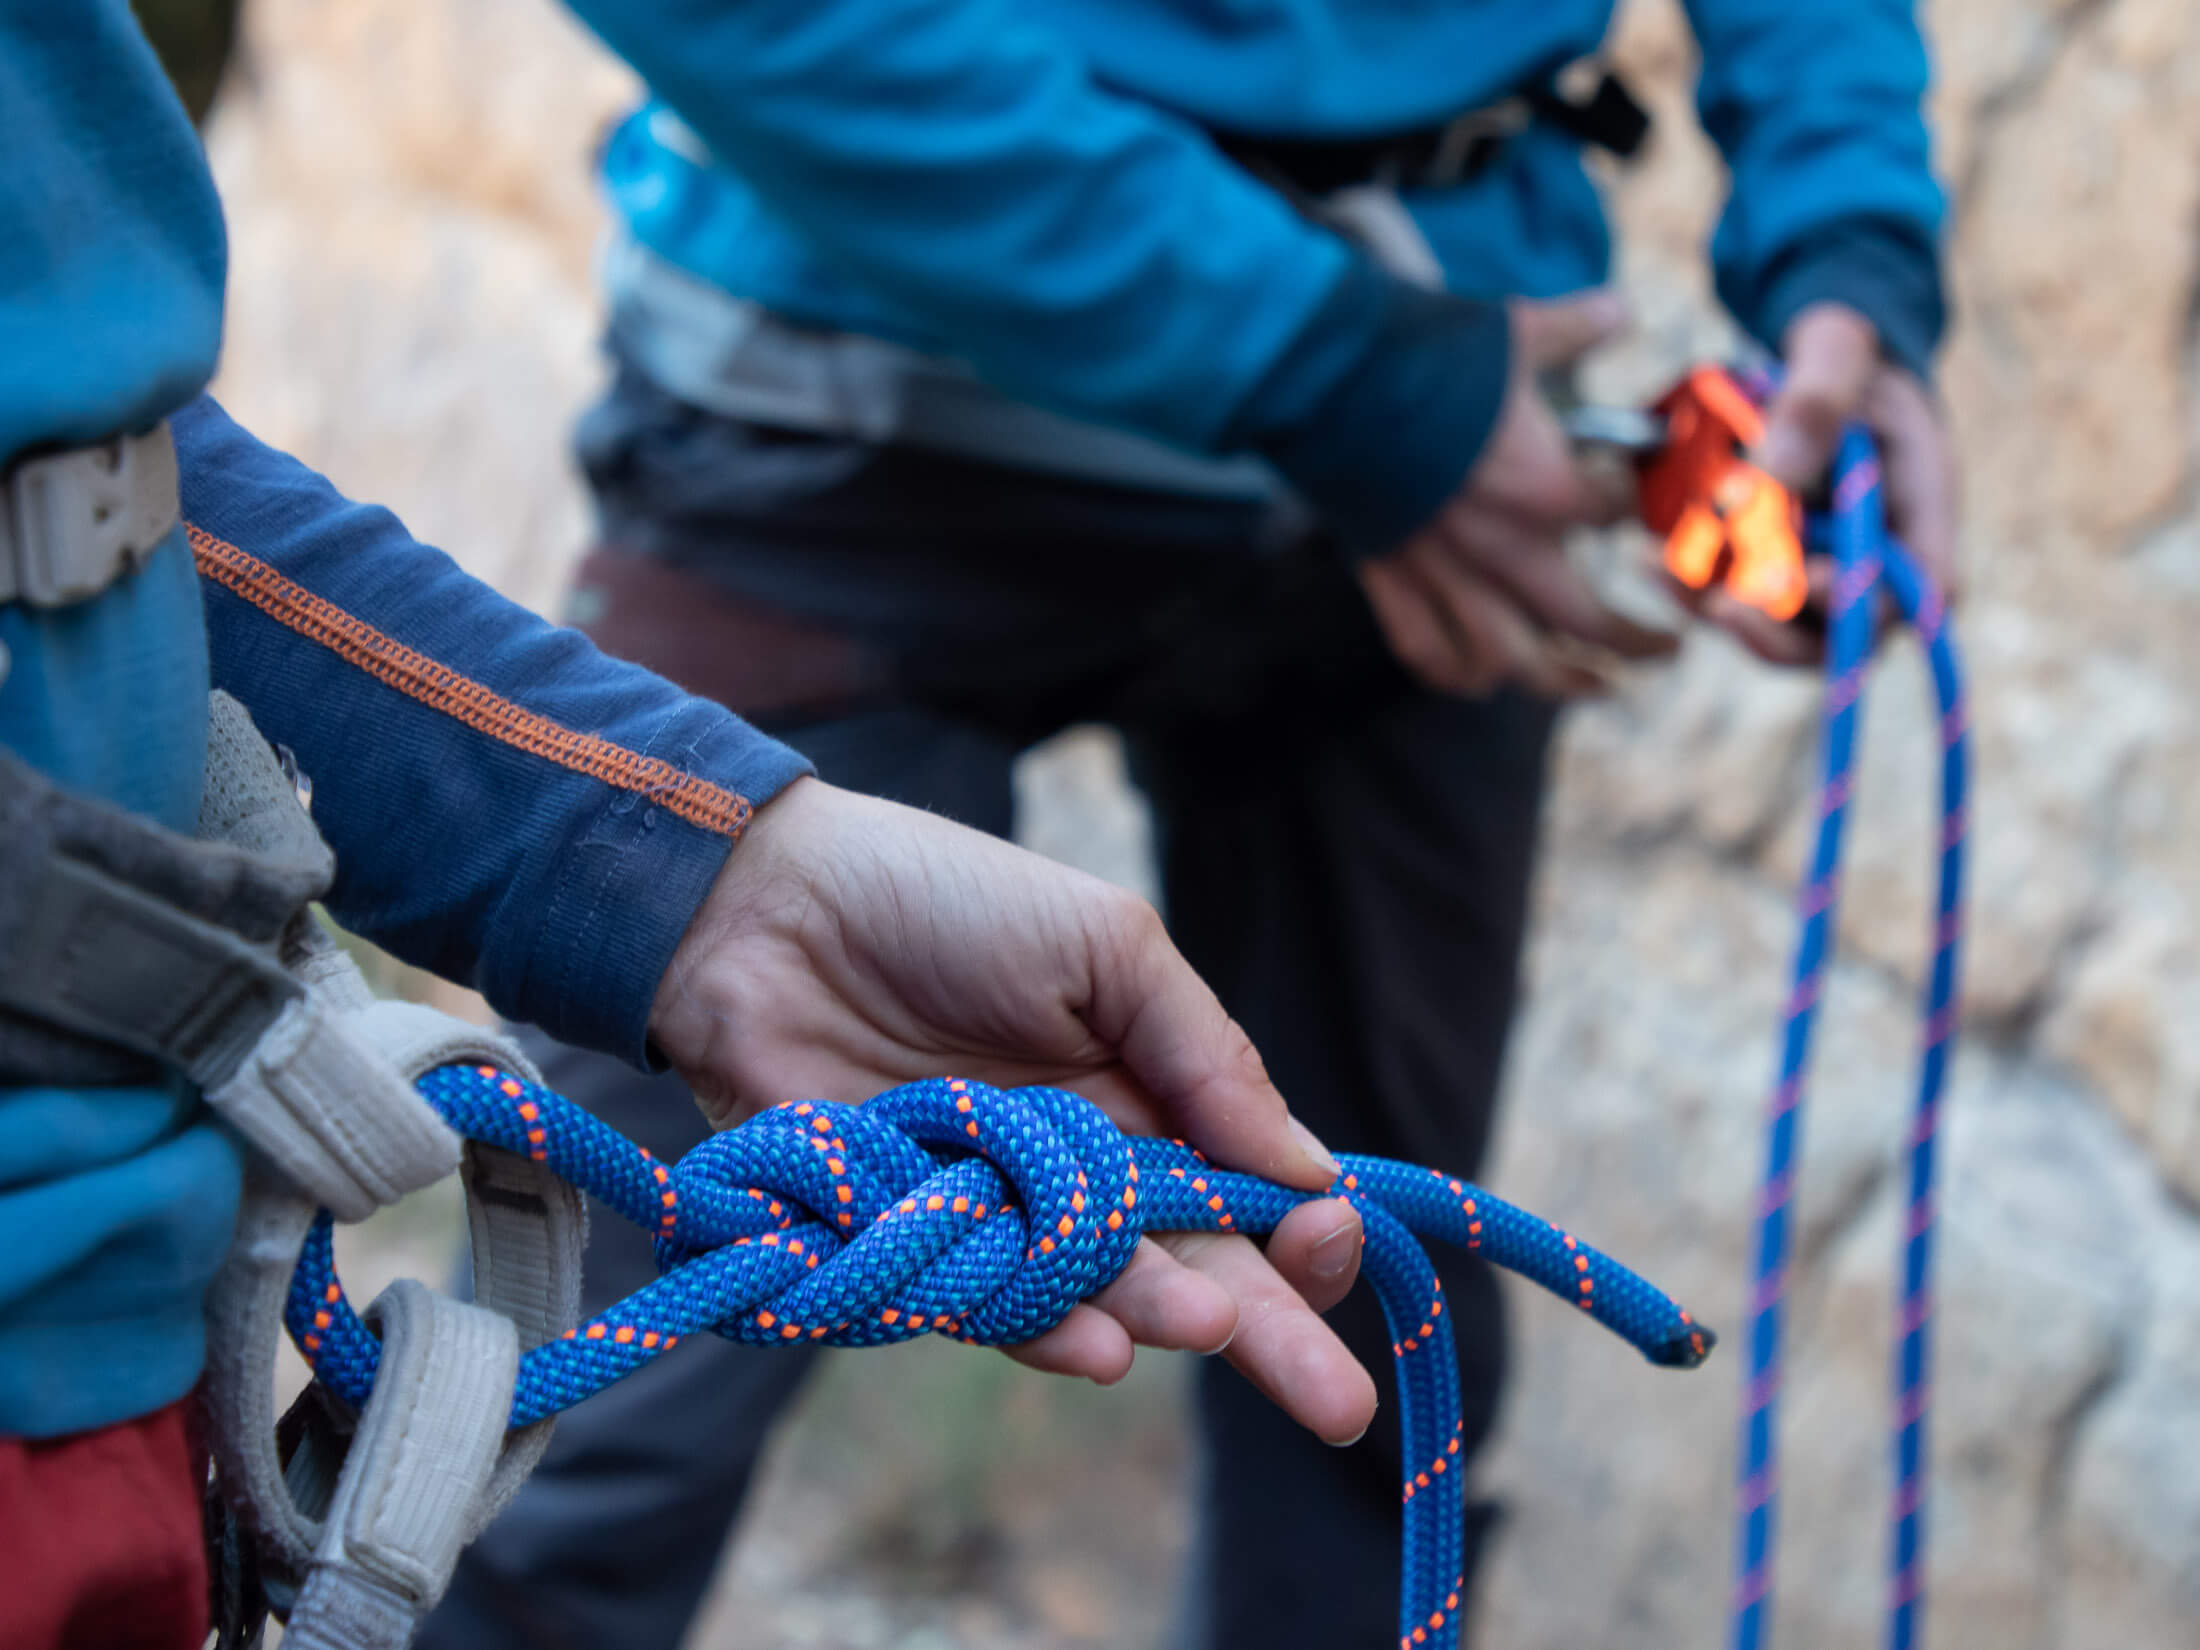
left=1731, top=416, right=1968, bottom=1650
left=289, top=1070, right=1712, bottom=1650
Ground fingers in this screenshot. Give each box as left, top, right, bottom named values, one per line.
left=1473, top=381, right=1634, bottom=528
left=1869, top=368, right=1961, bottom=597
left=1360, top=543, right=1615, bottom=702
left=1442, top=505, right=1679, bottom=662
left=1153, top=1226, right=1380, bottom=1446
left=1007, top=1207, right=1378, bottom=1445
left=1001, top=1302, right=1136, bottom=1384
left=1760, top=304, right=1879, bottom=492
left=1414, top=543, right=1610, bottom=701
left=1510, top=289, right=1631, bottom=372
left=1082, top=1238, right=1239, bottom=1352
left=1079, top=894, right=1341, bottom=1193
left=1359, top=551, right=1501, bottom=698
left=1261, top=1196, right=1367, bottom=1316
left=1702, top=586, right=1823, bottom=668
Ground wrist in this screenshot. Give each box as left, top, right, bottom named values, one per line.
left=646, top=774, right=819, bottom=1080
left=1229, top=258, right=1511, bottom=559
left=1755, top=217, right=1946, bottom=384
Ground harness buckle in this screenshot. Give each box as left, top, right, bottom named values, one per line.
left=0, top=421, right=180, bottom=607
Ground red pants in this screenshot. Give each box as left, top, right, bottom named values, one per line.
left=0, top=1398, right=208, bottom=1650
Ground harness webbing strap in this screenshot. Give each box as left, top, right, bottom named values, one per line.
left=0, top=739, right=321, bottom=1091
left=275, top=1280, right=519, bottom=1650
left=210, top=993, right=464, bottom=1224
left=208, top=1015, right=578, bottom=1629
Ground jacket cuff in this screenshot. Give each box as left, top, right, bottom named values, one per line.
left=1754, top=217, right=1948, bottom=383
left=1229, top=258, right=1511, bottom=559
left=491, top=721, right=813, bottom=1070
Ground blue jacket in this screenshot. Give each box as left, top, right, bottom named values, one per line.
left=581, top=0, right=1947, bottom=551
left=0, top=2, right=808, bottom=1438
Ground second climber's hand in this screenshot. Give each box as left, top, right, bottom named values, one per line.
left=1691, top=302, right=1960, bottom=666
left=646, top=777, right=1380, bottom=1446
left=1357, top=290, right=1679, bottom=699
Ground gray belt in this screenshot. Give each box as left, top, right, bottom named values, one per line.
left=0, top=421, right=181, bottom=607
left=602, top=235, right=1289, bottom=503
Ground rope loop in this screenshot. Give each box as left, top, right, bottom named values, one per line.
left=289, top=1062, right=1714, bottom=1650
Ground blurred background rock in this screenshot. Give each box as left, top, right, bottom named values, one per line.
left=169, top=0, right=2200, bottom=1643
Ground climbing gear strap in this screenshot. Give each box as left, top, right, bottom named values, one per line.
left=0, top=696, right=462, bottom=1221
left=176, top=695, right=583, bottom=1647
left=0, top=421, right=179, bottom=607
left=1207, top=62, right=1648, bottom=201
left=242, top=1281, right=519, bottom=1650
left=603, top=234, right=1288, bottom=503
left=0, top=735, right=321, bottom=1095
left=0, top=688, right=581, bottom=1645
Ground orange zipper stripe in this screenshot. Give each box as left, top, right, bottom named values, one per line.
left=189, top=524, right=753, bottom=839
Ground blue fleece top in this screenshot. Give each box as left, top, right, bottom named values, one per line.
left=0, top=2, right=810, bottom=1438
left=574, top=0, right=1946, bottom=551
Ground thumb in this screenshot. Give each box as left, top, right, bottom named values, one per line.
left=1082, top=894, right=1341, bottom=1193
left=1761, top=303, right=1879, bottom=491
left=1511, top=289, right=1631, bottom=371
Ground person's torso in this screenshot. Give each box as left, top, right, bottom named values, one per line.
left=0, top=0, right=240, bottom=1440
left=603, top=0, right=1624, bottom=351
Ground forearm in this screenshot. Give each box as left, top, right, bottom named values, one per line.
left=176, top=395, right=812, bottom=1065
left=1684, top=0, right=1947, bottom=367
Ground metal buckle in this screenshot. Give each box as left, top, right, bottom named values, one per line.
left=0, top=422, right=180, bottom=608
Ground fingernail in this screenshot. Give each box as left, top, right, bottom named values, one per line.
left=1289, top=1118, right=1342, bottom=1182
left=1329, top=1401, right=1377, bottom=1449
left=1310, top=1220, right=1360, bottom=1282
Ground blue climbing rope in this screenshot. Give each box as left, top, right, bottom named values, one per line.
left=289, top=1069, right=1712, bottom=1650
left=1731, top=411, right=1969, bottom=1650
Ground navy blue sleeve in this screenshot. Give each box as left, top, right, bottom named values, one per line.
left=1228, top=260, right=1512, bottom=559
left=174, top=395, right=814, bottom=1067
left=1682, top=0, right=1948, bottom=370
left=1752, top=216, right=1946, bottom=382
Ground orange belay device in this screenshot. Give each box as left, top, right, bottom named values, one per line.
left=1639, top=366, right=1810, bottom=622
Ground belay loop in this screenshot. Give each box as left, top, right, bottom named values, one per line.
left=290, top=1070, right=1714, bottom=1650
left=1731, top=389, right=1969, bottom=1650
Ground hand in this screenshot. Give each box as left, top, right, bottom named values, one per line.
left=1358, top=290, right=1680, bottom=698
left=1696, top=303, right=1960, bottom=666
left=648, top=777, right=1379, bottom=1444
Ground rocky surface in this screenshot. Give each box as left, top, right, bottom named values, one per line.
left=1478, top=5, right=2200, bottom=1646
left=203, top=0, right=2200, bottom=1643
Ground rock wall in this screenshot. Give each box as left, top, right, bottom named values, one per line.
left=200, top=1, right=2200, bottom=1644
left=1480, top=5, right=2200, bottom=1647
left=205, top=0, right=632, bottom=616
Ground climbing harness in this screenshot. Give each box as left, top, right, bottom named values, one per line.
left=0, top=692, right=584, bottom=1650
left=284, top=1066, right=1713, bottom=1650
left=1634, top=368, right=1966, bottom=1650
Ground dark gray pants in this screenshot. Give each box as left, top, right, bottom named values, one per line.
left=419, top=369, right=1556, bottom=1650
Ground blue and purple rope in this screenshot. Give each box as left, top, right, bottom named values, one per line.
left=287, top=1068, right=1712, bottom=1650
left=1732, top=413, right=1968, bottom=1650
